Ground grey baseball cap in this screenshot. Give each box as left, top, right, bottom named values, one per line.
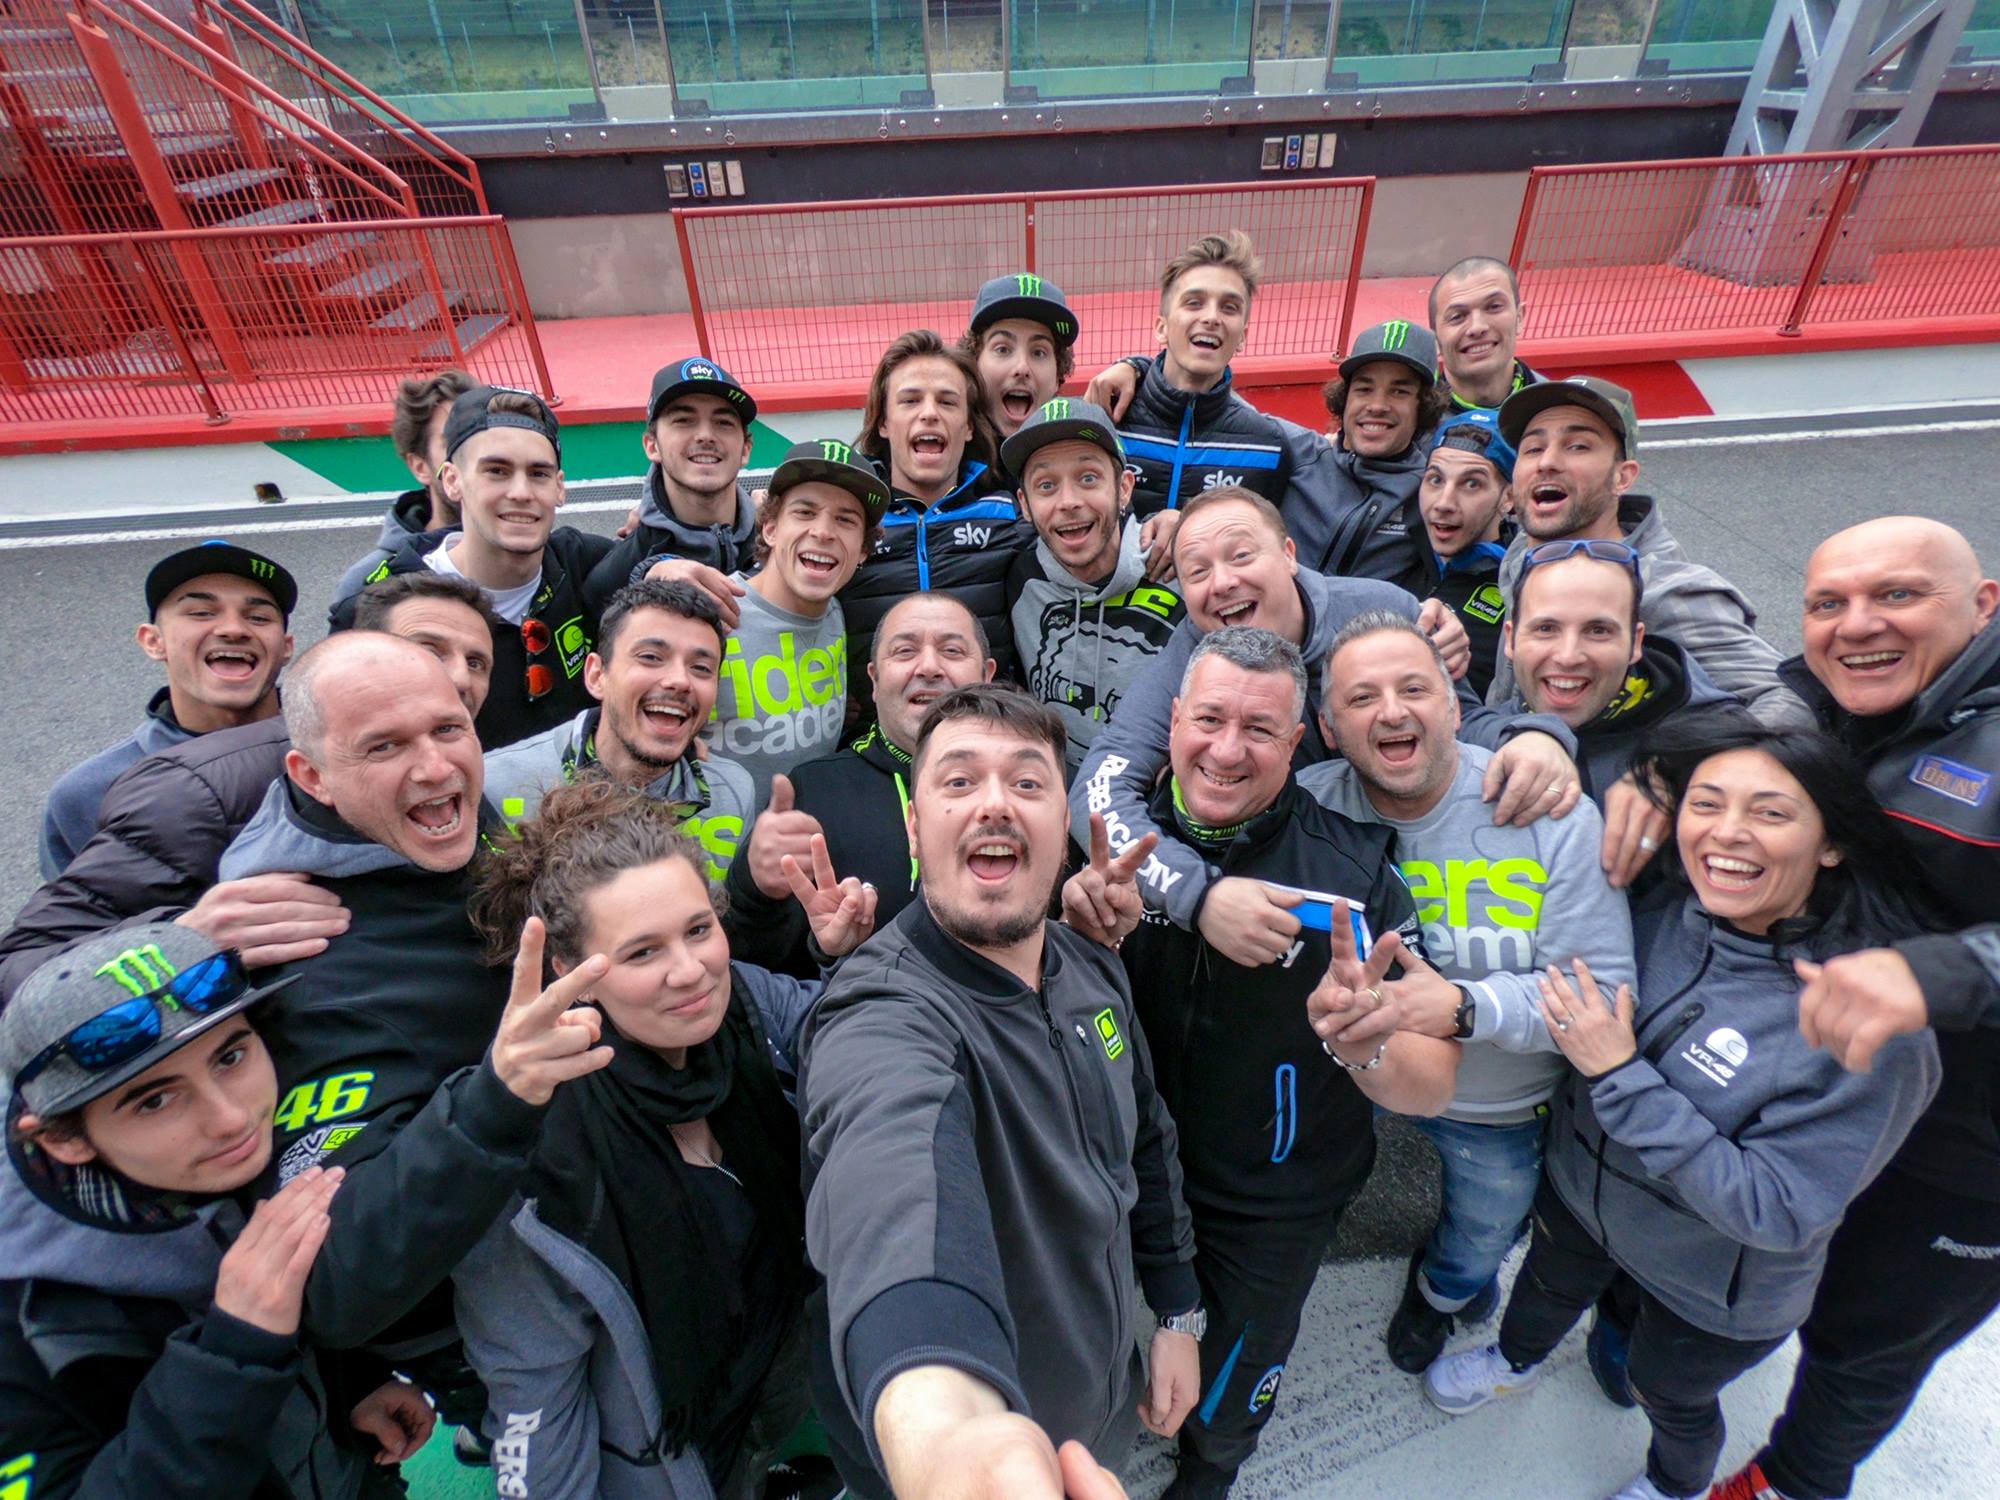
left=969, top=272, right=1079, bottom=348
left=1, top=924, right=294, bottom=1118
left=1498, top=375, right=1640, bottom=457
left=1339, top=319, right=1439, bottom=385
left=999, top=396, right=1126, bottom=480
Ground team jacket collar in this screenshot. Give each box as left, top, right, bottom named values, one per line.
left=903, top=893, right=1065, bottom=1002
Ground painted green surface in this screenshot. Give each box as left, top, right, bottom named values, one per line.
left=271, top=419, right=798, bottom=494
left=403, top=1426, right=491, bottom=1499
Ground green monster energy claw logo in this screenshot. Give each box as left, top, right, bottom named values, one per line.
left=1040, top=397, right=1072, bottom=422
left=817, top=439, right=854, bottom=465
left=96, top=944, right=177, bottom=1000
left=247, top=558, right=275, bottom=580
left=1014, top=273, right=1043, bottom=297
left=1379, top=319, right=1411, bottom=351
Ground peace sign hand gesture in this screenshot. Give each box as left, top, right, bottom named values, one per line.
left=1307, top=899, right=1401, bottom=1064
left=783, top=832, right=879, bottom=960
left=491, top=916, right=616, bottom=1105
left=1061, top=814, right=1159, bottom=949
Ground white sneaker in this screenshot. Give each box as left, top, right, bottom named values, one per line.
left=1602, top=1475, right=1694, bottom=1500
left=1421, top=1341, right=1544, bottom=1413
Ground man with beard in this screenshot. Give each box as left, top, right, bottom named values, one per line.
left=336, top=369, right=474, bottom=597
left=1487, top=377, right=1809, bottom=730
left=584, top=357, right=762, bottom=624
left=723, top=591, right=996, bottom=975
left=957, top=272, right=1077, bottom=441
left=483, top=580, right=756, bottom=880
left=1429, top=257, right=1540, bottom=415
left=799, top=683, right=1199, bottom=1500
left=43, top=542, right=296, bottom=877
left=1125, top=627, right=1460, bottom=1499
left=1299, top=611, right=1636, bottom=1378
left=1005, top=398, right=1185, bottom=774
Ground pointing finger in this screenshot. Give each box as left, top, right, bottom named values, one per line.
left=1088, top=811, right=1111, bottom=873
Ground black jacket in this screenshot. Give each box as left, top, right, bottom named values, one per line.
left=0, top=719, right=289, bottom=1009
left=1431, top=542, right=1509, bottom=701
left=722, top=723, right=920, bottom=977
left=835, top=456, right=1031, bottom=700
left=581, top=469, right=760, bottom=618
left=223, top=783, right=542, bottom=1349
left=1782, top=628, right=2000, bottom=1202
left=1278, top=425, right=1433, bottom=593
left=1117, top=357, right=1292, bottom=519
left=332, top=526, right=616, bottom=750
left=1123, top=778, right=1423, bottom=1218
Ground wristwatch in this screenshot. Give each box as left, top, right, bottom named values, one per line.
left=1451, top=986, right=1479, bottom=1041
left=1158, top=1306, right=1207, bottom=1341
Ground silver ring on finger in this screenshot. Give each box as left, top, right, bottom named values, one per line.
left=1638, top=835, right=1660, bottom=852
left=1556, top=1018, right=1571, bottom=1032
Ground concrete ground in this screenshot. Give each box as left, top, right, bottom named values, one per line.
left=4, top=409, right=1998, bottom=1498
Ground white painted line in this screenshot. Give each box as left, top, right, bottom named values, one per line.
left=0, top=498, right=636, bottom=550
left=1646, top=417, right=2000, bottom=450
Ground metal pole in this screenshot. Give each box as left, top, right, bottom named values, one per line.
left=569, top=0, right=607, bottom=113
left=1324, top=0, right=1345, bottom=86
left=1780, top=154, right=1871, bottom=335
left=126, top=241, right=231, bottom=423
left=653, top=0, right=683, bottom=108
left=426, top=0, right=457, bottom=90
left=1336, top=178, right=1375, bottom=359
left=673, top=209, right=716, bottom=360
left=462, top=20, right=479, bottom=86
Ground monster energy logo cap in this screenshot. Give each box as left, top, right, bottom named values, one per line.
left=648, top=356, right=758, bottom=425
left=144, top=540, right=298, bottom=620
left=998, top=394, right=1125, bottom=481
left=1338, top=318, right=1440, bottom=386
left=769, top=438, right=893, bottom=518
left=1, top=923, right=296, bottom=1116
left=969, top=271, right=1080, bottom=347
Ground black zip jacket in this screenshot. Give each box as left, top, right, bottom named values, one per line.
left=0, top=719, right=289, bottom=1009
left=1123, top=778, right=1424, bottom=1218
left=1431, top=542, right=1509, bottom=701
left=836, top=457, right=1030, bottom=703
left=1116, top=357, right=1292, bottom=519
left=1781, top=631, right=2000, bottom=1203
left=799, top=899, right=1197, bottom=1488
left=722, top=723, right=920, bottom=977
left=331, top=526, right=616, bottom=750
left=581, top=469, right=760, bottom=618
left=230, top=786, right=543, bottom=1349
left=1439, top=357, right=1541, bottom=415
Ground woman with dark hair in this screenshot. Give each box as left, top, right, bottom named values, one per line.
left=840, top=329, right=1033, bottom=697
left=1423, top=721, right=1944, bottom=1500
left=454, top=779, right=867, bottom=1500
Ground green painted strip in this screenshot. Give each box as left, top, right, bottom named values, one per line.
left=271, top=418, right=799, bottom=494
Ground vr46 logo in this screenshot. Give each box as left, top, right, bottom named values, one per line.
left=274, top=1070, right=375, bottom=1134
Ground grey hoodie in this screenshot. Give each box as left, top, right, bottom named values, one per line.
left=583, top=469, right=760, bottom=617
left=1275, top=418, right=1433, bottom=594
left=1547, top=894, right=1940, bottom=1341
left=1488, top=496, right=1813, bottom=730
left=334, top=488, right=438, bottom=601
left=453, top=963, right=819, bottom=1500
left=482, top=707, right=760, bottom=880
left=1300, top=743, right=1637, bottom=1123
left=219, top=776, right=410, bottom=883
left=1008, top=518, right=1185, bottom=774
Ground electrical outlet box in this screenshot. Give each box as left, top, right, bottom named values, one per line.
left=707, top=161, right=728, bottom=195
left=1319, top=133, right=1337, bottom=167
left=1260, top=136, right=1284, bottom=171
left=664, top=163, right=690, bottom=198
left=1300, top=133, right=1320, bottom=170
left=724, top=160, right=746, bottom=197
left=1284, top=134, right=1302, bottom=170
left=688, top=161, right=709, bottom=197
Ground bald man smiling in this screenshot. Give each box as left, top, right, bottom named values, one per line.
left=1708, top=516, right=2000, bottom=1500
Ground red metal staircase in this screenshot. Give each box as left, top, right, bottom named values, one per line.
left=0, top=0, right=550, bottom=440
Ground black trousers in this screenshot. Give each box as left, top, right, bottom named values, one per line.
left=1498, top=1178, right=1785, bottom=1499
left=1758, top=1166, right=2000, bottom=1499
left=1175, top=1192, right=1357, bottom=1489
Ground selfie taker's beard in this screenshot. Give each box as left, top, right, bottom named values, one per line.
left=931, top=898, right=1049, bottom=953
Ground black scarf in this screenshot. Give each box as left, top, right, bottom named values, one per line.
left=526, top=965, right=805, bottom=1456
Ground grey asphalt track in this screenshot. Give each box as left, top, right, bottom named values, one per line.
left=4, top=419, right=1999, bottom=1498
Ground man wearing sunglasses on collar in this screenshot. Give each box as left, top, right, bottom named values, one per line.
left=332, top=386, right=615, bottom=751
left=0, top=923, right=428, bottom=1500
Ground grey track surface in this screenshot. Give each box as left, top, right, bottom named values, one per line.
left=5, top=423, right=1999, bottom=1497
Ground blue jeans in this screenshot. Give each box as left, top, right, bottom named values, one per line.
left=1404, top=1110, right=1547, bottom=1308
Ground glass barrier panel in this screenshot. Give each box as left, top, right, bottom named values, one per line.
left=1008, top=0, right=1255, bottom=99
left=1254, top=1, right=1336, bottom=59
left=290, top=1, right=598, bottom=122
left=1967, top=0, right=2000, bottom=60
left=662, top=0, right=929, bottom=111
left=1639, top=0, right=1777, bottom=73
left=1332, top=0, right=1571, bottom=85
left=930, top=0, right=1005, bottom=75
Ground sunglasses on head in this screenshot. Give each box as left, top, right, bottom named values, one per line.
left=1520, top=537, right=1642, bottom=578
left=522, top=616, right=554, bottom=700
left=16, top=951, right=250, bottom=1088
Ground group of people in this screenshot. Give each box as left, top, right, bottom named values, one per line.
left=4, top=231, right=1997, bottom=1500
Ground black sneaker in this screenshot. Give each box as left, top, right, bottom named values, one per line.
left=1161, top=1453, right=1238, bottom=1500
left=1386, top=1248, right=1457, bottom=1374
left=1586, top=1311, right=1637, bottom=1408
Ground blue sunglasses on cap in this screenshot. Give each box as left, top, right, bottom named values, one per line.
left=15, top=951, right=251, bottom=1088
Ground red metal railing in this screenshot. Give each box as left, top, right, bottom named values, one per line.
left=673, top=179, right=1377, bottom=394
left=0, top=217, right=554, bottom=428
left=1508, top=144, right=2000, bottom=350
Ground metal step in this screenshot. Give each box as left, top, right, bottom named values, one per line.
left=417, top=311, right=508, bottom=361
left=212, top=198, right=322, bottom=230
left=265, top=230, right=379, bottom=269
left=0, top=27, right=74, bottom=44
left=320, top=258, right=418, bottom=300
left=154, top=131, right=240, bottom=159
left=176, top=165, right=289, bottom=200
left=373, top=288, right=466, bottom=332
left=0, top=66, right=92, bottom=85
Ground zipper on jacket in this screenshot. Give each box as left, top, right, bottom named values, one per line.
left=1166, top=400, right=1195, bottom=510
left=1034, top=988, right=1063, bottom=1049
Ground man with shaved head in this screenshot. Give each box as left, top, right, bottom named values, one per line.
left=1704, top=516, right=2000, bottom=1500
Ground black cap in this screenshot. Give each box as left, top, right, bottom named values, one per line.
left=969, top=273, right=1079, bottom=348
left=999, top=396, right=1125, bottom=480
left=442, top=384, right=561, bottom=464
left=1339, top=319, right=1439, bottom=385
left=144, top=541, right=297, bottom=620
left=768, top=439, right=892, bottom=518
left=647, top=356, right=757, bottom=425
